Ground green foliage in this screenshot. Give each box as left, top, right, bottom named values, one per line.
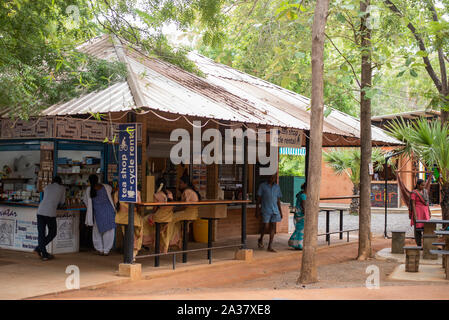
left=323, top=148, right=391, bottom=185
left=198, top=0, right=449, bottom=117
left=0, top=50, right=127, bottom=120
left=386, top=118, right=449, bottom=184
left=92, top=0, right=226, bottom=75
left=0, top=0, right=126, bottom=119
left=0, top=0, right=227, bottom=119
left=279, top=155, right=305, bottom=177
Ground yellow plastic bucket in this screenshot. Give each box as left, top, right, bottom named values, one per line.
left=193, top=219, right=208, bottom=243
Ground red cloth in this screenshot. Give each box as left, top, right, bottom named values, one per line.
left=410, top=191, right=430, bottom=228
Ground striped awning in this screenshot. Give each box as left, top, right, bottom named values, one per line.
left=279, top=147, right=306, bottom=156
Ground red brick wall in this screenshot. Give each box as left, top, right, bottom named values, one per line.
left=215, top=204, right=290, bottom=241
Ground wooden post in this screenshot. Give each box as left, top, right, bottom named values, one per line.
left=139, top=115, right=148, bottom=202
left=241, top=135, right=248, bottom=249
left=124, top=203, right=135, bottom=264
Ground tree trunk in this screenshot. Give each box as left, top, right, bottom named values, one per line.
left=358, top=0, right=373, bottom=260
left=441, top=103, right=449, bottom=125
left=298, top=0, right=330, bottom=285
left=384, top=0, right=448, bottom=126
left=441, top=182, right=449, bottom=221
left=350, top=183, right=360, bottom=215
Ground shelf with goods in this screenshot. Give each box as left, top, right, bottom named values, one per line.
left=56, top=156, right=102, bottom=208
left=37, top=149, right=54, bottom=192
left=192, top=163, right=207, bottom=200
left=218, top=164, right=243, bottom=200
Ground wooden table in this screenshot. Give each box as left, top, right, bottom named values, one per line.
left=417, top=220, right=449, bottom=259
left=137, top=200, right=251, bottom=207
left=136, top=200, right=250, bottom=265
left=320, top=196, right=360, bottom=201
left=318, top=196, right=359, bottom=244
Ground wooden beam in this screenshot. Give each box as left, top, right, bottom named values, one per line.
left=112, top=36, right=146, bottom=108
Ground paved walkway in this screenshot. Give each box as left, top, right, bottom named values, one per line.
left=0, top=233, right=355, bottom=300
left=288, top=205, right=442, bottom=238
left=32, top=237, right=395, bottom=300
left=127, top=285, right=449, bottom=300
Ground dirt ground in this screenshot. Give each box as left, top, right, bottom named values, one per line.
left=32, top=237, right=449, bottom=300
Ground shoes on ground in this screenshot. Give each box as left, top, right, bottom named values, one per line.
left=41, top=253, right=54, bottom=261
left=34, top=247, right=42, bottom=258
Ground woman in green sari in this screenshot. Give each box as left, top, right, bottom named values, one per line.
left=288, top=182, right=306, bottom=250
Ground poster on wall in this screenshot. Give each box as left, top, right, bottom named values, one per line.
left=118, top=123, right=138, bottom=203
left=0, top=206, right=38, bottom=251
left=16, top=219, right=38, bottom=250
left=56, top=215, right=73, bottom=248
left=0, top=219, right=14, bottom=247
left=49, top=212, right=79, bottom=254
left=371, top=183, right=399, bottom=208
left=0, top=206, right=79, bottom=253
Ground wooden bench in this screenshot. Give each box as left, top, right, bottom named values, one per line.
left=417, top=220, right=449, bottom=260
left=430, top=250, right=449, bottom=279
left=432, top=242, right=446, bottom=247
left=403, top=246, right=422, bottom=272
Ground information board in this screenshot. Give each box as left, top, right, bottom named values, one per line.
left=118, top=123, right=138, bottom=203
left=371, top=183, right=399, bottom=208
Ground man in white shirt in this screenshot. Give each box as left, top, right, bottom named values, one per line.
left=34, top=176, right=66, bottom=261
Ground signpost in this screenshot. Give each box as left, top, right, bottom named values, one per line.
left=118, top=123, right=138, bottom=264
left=277, top=128, right=303, bottom=148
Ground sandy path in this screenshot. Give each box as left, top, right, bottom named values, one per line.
left=33, top=238, right=414, bottom=299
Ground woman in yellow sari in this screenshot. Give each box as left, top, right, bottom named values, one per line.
left=114, top=190, right=143, bottom=261
left=166, top=175, right=201, bottom=247
left=142, top=178, right=182, bottom=253
left=152, top=178, right=175, bottom=253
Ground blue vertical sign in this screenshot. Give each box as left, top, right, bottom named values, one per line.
left=118, top=123, right=138, bottom=203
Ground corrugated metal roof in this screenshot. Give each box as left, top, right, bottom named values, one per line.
left=188, top=52, right=400, bottom=145
left=39, top=35, right=400, bottom=146
left=42, top=81, right=136, bottom=116
left=371, top=110, right=440, bottom=121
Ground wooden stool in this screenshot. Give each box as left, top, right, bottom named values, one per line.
left=391, top=231, right=406, bottom=254
left=404, top=246, right=422, bottom=272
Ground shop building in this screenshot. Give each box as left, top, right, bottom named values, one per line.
left=0, top=35, right=400, bottom=266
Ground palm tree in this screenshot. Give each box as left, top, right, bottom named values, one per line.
left=323, top=148, right=390, bottom=215
left=386, top=118, right=449, bottom=221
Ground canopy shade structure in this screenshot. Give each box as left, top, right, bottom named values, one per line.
left=372, top=110, right=441, bottom=130
left=40, top=35, right=400, bottom=147
left=279, top=147, right=306, bottom=156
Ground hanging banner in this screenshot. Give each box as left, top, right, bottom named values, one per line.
left=118, top=123, right=138, bottom=203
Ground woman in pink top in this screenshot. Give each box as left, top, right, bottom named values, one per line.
left=410, top=179, right=431, bottom=246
